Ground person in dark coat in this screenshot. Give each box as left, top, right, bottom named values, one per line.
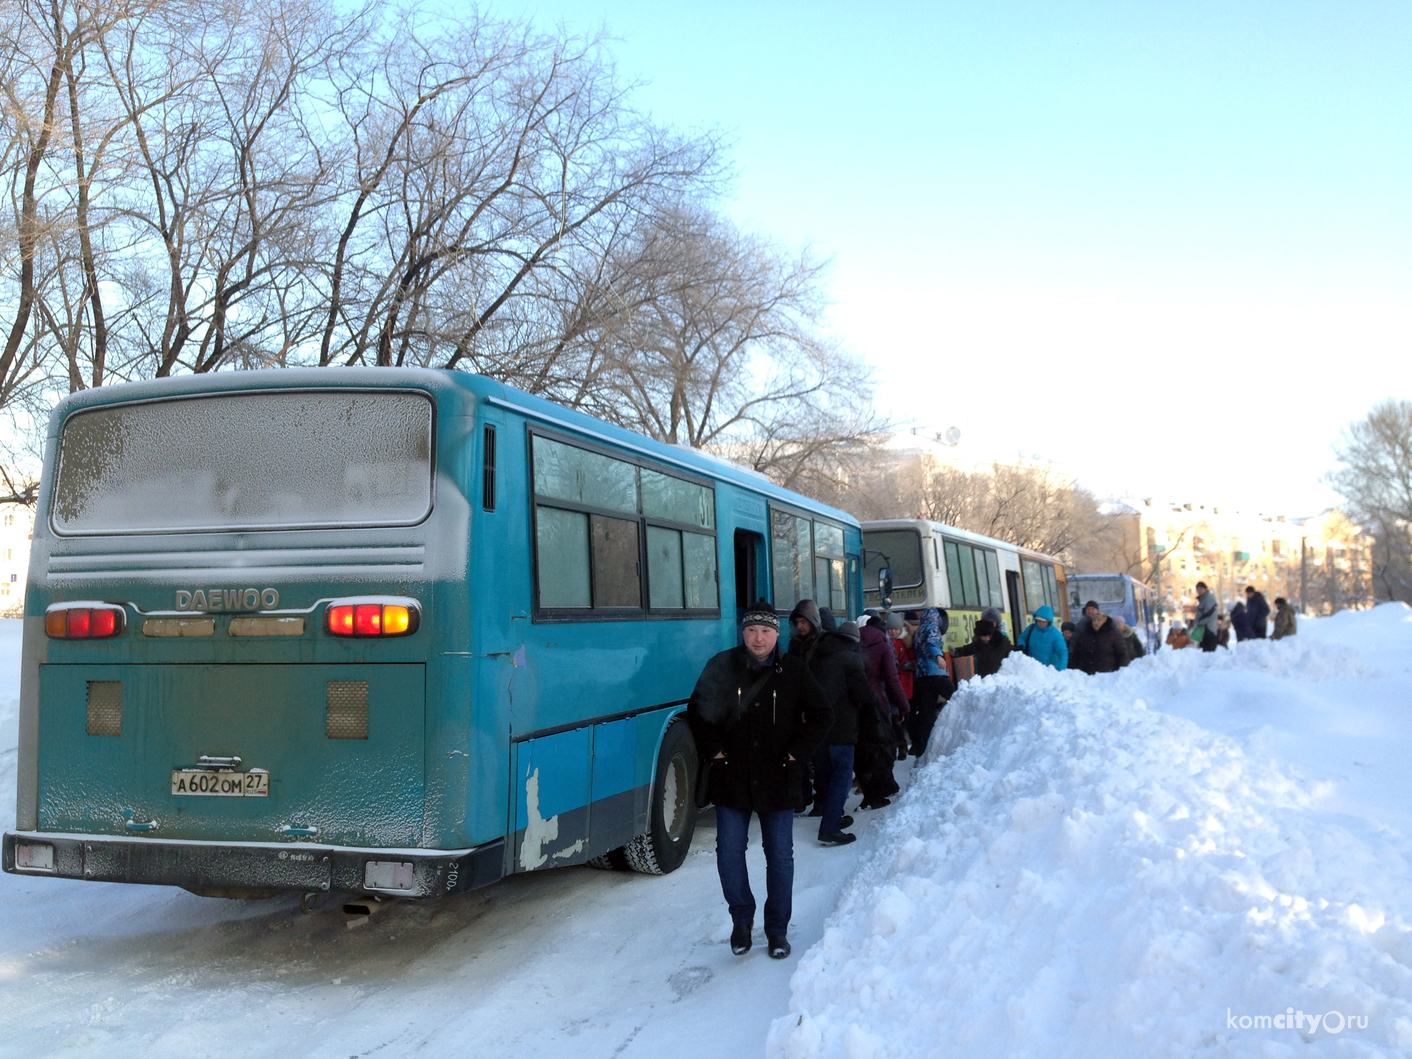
left=787, top=600, right=878, bottom=845
left=1230, top=600, right=1254, bottom=641
left=952, top=618, right=1011, bottom=677
left=1272, top=597, right=1297, bottom=639
left=687, top=601, right=832, bottom=960
left=1070, top=601, right=1129, bottom=674
left=1244, top=587, right=1270, bottom=639
left=857, top=620, right=906, bottom=806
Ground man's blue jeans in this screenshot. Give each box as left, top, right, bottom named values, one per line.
left=812, top=743, right=855, bottom=835
left=714, top=806, right=795, bottom=937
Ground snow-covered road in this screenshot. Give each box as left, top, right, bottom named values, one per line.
left=0, top=618, right=896, bottom=1059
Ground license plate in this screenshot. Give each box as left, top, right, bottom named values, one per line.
left=170, top=769, right=269, bottom=797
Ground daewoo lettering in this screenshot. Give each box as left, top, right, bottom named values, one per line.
left=174, top=588, right=279, bottom=612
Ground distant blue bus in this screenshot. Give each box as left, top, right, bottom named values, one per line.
left=1067, top=574, right=1158, bottom=653
left=3, top=368, right=861, bottom=899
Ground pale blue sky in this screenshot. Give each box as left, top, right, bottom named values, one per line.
left=488, top=0, right=1412, bottom=514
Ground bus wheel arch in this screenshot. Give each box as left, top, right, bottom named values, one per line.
left=624, top=719, right=697, bottom=875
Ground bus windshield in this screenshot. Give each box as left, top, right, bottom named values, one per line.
left=52, top=390, right=434, bottom=535
left=862, top=530, right=924, bottom=588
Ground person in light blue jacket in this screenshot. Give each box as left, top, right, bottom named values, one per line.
left=1017, top=604, right=1068, bottom=670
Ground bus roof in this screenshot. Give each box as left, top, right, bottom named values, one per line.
left=44, top=366, right=860, bottom=530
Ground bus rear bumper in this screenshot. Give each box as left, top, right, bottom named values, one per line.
left=2, top=830, right=505, bottom=899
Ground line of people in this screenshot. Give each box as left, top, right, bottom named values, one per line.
left=684, top=599, right=935, bottom=960
left=684, top=598, right=980, bottom=959
left=1166, top=583, right=1297, bottom=648
left=685, top=584, right=1287, bottom=960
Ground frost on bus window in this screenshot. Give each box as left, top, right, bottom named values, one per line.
left=648, top=525, right=684, bottom=609
left=683, top=531, right=718, bottom=609
left=52, top=391, right=433, bottom=533
left=642, top=469, right=713, bottom=529
left=771, top=510, right=812, bottom=613
left=536, top=507, right=591, bottom=607
left=813, top=522, right=844, bottom=557
left=591, top=515, right=641, bottom=608
left=815, top=556, right=845, bottom=613
left=532, top=436, right=636, bottom=514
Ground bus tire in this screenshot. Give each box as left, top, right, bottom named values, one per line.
left=586, top=847, right=631, bottom=871
left=624, top=720, right=697, bottom=875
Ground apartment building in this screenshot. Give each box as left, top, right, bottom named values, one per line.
left=1098, top=500, right=1375, bottom=620
left=0, top=503, right=35, bottom=618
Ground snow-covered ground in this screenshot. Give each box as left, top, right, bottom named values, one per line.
left=0, top=619, right=891, bottom=1059
left=771, top=605, right=1412, bottom=1058
left=4, top=608, right=1411, bottom=1057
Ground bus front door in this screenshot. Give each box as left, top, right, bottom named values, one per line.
left=734, top=530, right=765, bottom=618
left=1006, top=571, right=1024, bottom=642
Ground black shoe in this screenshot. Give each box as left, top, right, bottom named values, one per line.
left=767, top=935, right=791, bottom=959
left=818, top=831, right=857, bottom=845
left=838, top=815, right=853, bottom=829
left=858, top=798, right=891, bottom=810
left=807, top=805, right=823, bottom=817
left=794, top=803, right=809, bottom=815
left=730, top=923, right=752, bottom=955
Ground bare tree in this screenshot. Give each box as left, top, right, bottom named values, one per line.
left=531, top=206, right=882, bottom=497
left=0, top=0, right=875, bottom=504
left=1327, top=399, right=1412, bottom=602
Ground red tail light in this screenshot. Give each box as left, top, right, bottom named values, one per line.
left=325, top=599, right=419, bottom=638
left=46, top=604, right=126, bottom=639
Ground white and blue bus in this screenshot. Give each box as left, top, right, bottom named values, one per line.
left=860, top=518, right=1069, bottom=649
left=4, top=367, right=862, bottom=899
left=1067, top=574, right=1158, bottom=653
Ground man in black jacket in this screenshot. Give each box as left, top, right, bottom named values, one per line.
left=1244, top=586, right=1270, bottom=639
left=787, top=600, right=880, bottom=844
left=687, top=601, right=832, bottom=960
left=1070, top=601, right=1129, bottom=674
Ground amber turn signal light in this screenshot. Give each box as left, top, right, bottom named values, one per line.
left=325, top=600, right=419, bottom=638
left=45, top=604, right=126, bottom=639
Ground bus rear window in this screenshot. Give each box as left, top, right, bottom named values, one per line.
left=1070, top=578, right=1127, bottom=604
left=52, top=390, right=434, bottom=534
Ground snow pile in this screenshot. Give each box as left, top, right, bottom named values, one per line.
left=769, top=611, right=1412, bottom=1058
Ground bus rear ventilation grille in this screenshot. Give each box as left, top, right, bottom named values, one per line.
left=86, top=681, right=123, bottom=737
left=326, top=681, right=369, bottom=740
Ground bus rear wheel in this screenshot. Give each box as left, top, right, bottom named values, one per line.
left=624, top=720, right=697, bottom=875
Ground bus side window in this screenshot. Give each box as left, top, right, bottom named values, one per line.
left=483, top=425, right=497, bottom=512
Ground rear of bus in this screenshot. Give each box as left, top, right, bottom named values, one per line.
left=2, top=368, right=496, bottom=899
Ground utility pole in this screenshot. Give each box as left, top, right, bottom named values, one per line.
left=1300, top=535, right=1308, bottom=614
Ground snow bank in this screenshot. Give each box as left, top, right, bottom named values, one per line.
left=769, top=612, right=1412, bottom=1058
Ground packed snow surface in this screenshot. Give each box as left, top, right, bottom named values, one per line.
left=770, top=605, right=1412, bottom=1058
left=4, top=608, right=1412, bottom=1057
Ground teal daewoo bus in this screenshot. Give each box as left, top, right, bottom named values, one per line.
left=2, top=368, right=862, bottom=900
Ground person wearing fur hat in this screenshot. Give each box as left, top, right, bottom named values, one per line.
left=686, top=601, right=833, bottom=960
left=952, top=618, right=1012, bottom=677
